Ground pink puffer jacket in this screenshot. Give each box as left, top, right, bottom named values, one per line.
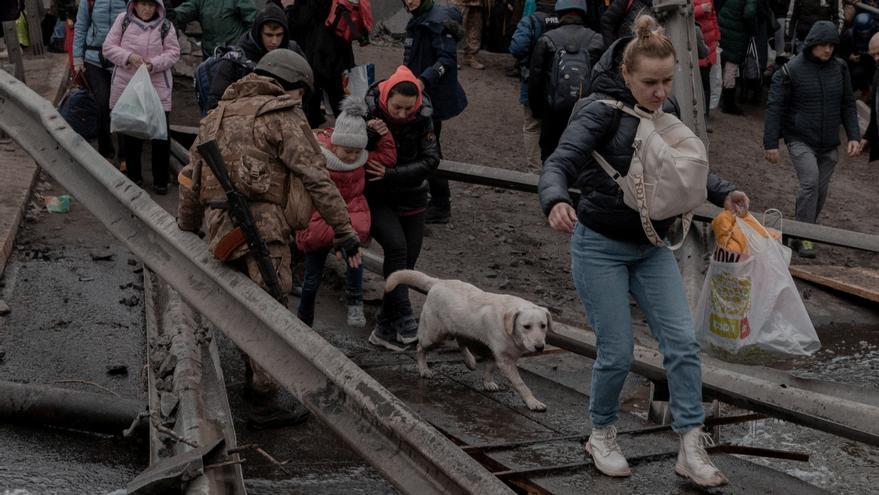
left=103, top=0, right=180, bottom=111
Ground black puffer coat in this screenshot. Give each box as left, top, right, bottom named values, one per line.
left=281, top=0, right=354, bottom=84
left=364, top=83, right=441, bottom=212
left=539, top=38, right=737, bottom=244
left=1, top=1, right=20, bottom=21
left=600, top=0, right=652, bottom=47
left=764, top=21, right=860, bottom=152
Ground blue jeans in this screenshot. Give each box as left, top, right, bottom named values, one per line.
left=570, top=224, right=704, bottom=432
left=297, top=249, right=363, bottom=326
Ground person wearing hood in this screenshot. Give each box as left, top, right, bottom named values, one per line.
left=539, top=15, right=749, bottom=488
left=102, top=0, right=180, bottom=194
left=362, top=65, right=441, bottom=351
left=73, top=0, right=128, bottom=160
left=764, top=20, right=860, bottom=258
left=203, top=3, right=305, bottom=115
left=295, top=96, right=397, bottom=329
left=401, top=0, right=468, bottom=224
left=178, top=49, right=362, bottom=429
left=168, top=0, right=257, bottom=58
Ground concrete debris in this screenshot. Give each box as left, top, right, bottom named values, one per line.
left=0, top=300, right=9, bottom=315
left=158, top=354, right=177, bottom=378
left=159, top=392, right=179, bottom=418
left=127, top=258, right=138, bottom=266
left=91, top=252, right=114, bottom=261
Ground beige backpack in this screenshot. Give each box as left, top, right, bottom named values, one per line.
left=592, top=100, right=709, bottom=249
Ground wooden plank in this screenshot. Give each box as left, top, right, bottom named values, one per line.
left=435, top=160, right=879, bottom=254
left=789, top=265, right=879, bottom=303
left=157, top=136, right=879, bottom=254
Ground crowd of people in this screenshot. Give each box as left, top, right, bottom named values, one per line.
left=9, top=0, right=875, bottom=488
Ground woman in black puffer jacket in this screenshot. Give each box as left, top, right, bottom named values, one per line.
left=363, top=65, right=440, bottom=351
left=538, top=15, right=750, bottom=488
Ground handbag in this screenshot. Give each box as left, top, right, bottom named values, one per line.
left=592, top=100, right=709, bottom=249
left=58, top=69, right=98, bottom=140
left=742, top=37, right=761, bottom=82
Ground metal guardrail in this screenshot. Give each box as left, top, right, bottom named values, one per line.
left=0, top=70, right=513, bottom=495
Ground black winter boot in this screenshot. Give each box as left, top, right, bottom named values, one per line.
left=721, top=88, right=744, bottom=115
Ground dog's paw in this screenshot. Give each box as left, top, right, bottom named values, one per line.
left=526, top=399, right=547, bottom=412
left=484, top=381, right=501, bottom=392
left=418, top=368, right=435, bottom=379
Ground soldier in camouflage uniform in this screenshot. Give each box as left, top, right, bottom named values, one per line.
left=178, top=48, right=361, bottom=428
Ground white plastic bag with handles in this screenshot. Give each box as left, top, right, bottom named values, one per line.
left=110, top=65, right=167, bottom=140
left=695, top=213, right=820, bottom=362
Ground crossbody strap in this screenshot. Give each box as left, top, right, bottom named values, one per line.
left=592, top=99, right=691, bottom=250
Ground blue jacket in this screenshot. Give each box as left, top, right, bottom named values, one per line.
left=404, top=4, right=468, bottom=121
left=509, top=12, right=548, bottom=105
left=73, top=0, right=128, bottom=66
left=539, top=38, right=736, bottom=244
left=764, top=21, right=860, bottom=152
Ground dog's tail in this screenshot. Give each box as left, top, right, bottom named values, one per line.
left=385, top=270, right=439, bottom=295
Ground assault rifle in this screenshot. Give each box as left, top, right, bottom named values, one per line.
left=196, top=140, right=283, bottom=301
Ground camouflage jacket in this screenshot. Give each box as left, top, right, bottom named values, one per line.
left=178, top=73, right=356, bottom=260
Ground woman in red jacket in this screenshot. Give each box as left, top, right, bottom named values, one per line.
left=695, top=0, right=720, bottom=118
left=296, top=96, right=397, bottom=328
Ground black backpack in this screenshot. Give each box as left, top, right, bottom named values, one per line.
left=542, top=27, right=599, bottom=113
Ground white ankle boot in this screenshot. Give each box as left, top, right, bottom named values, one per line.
left=585, top=425, right=632, bottom=477
left=675, top=427, right=729, bottom=487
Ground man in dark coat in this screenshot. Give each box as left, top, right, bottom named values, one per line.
left=529, top=0, right=604, bottom=161
left=401, top=0, right=468, bottom=224
left=858, top=32, right=879, bottom=161
left=277, top=0, right=356, bottom=127
left=786, top=0, right=844, bottom=49
left=600, top=0, right=651, bottom=47
left=764, top=21, right=860, bottom=258
left=204, top=3, right=304, bottom=114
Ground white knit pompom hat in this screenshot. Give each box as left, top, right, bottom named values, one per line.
left=331, top=96, right=369, bottom=149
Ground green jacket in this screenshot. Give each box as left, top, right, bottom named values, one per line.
left=717, top=0, right=757, bottom=64
left=170, top=0, right=257, bottom=56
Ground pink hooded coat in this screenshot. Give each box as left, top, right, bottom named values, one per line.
left=103, top=0, right=180, bottom=112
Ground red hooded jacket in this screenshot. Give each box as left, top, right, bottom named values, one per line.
left=295, top=128, right=397, bottom=252
left=695, top=0, right=720, bottom=67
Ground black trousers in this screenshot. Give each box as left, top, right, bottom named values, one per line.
left=539, top=109, right=570, bottom=162
left=427, top=118, right=450, bottom=207
left=84, top=63, right=115, bottom=158
left=369, top=201, right=426, bottom=317
left=303, top=73, right=346, bottom=128
left=121, top=111, right=171, bottom=187
left=700, top=66, right=711, bottom=117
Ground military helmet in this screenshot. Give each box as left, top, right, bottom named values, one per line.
left=554, top=0, right=587, bottom=15
left=254, top=49, right=314, bottom=90
left=854, top=13, right=875, bottom=34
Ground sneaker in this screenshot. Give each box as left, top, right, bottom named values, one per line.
left=675, top=427, right=729, bottom=487
left=798, top=240, right=817, bottom=259
left=347, top=304, right=366, bottom=328
left=585, top=426, right=632, bottom=477
left=394, top=313, right=419, bottom=345
left=425, top=204, right=450, bottom=224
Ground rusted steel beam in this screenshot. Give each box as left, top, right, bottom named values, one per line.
left=0, top=380, right=143, bottom=435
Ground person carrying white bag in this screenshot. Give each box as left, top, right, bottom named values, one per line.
left=696, top=210, right=820, bottom=362
left=104, top=0, right=180, bottom=195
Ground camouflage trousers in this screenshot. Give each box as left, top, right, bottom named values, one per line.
left=461, top=6, right=483, bottom=57
left=231, top=243, right=293, bottom=397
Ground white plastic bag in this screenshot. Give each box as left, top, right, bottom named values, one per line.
left=111, top=65, right=167, bottom=140
left=695, top=214, right=820, bottom=362
left=343, top=63, right=375, bottom=100
left=709, top=48, right=722, bottom=110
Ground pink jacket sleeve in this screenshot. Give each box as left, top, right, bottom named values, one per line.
left=148, top=24, right=180, bottom=73
left=101, top=13, right=134, bottom=68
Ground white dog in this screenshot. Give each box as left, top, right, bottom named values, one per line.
left=385, top=270, right=551, bottom=411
